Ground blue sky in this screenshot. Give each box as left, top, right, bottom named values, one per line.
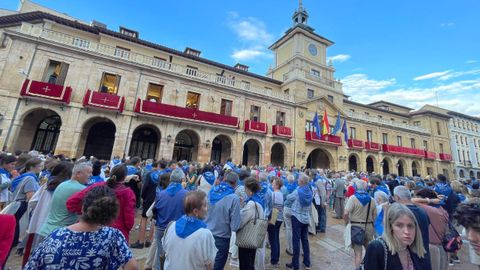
left=3, top=0, right=480, bottom=115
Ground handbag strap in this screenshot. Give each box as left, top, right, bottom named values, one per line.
left=377, top=238, right=388, bottom=270
left=364, top=198, right=372, bottom=231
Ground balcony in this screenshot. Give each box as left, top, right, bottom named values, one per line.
left=347, top=139, right=364, bottom=149
left=424, top=151, right=436, bottom=160
left=282, top=69, right=342, bottom=92
left=305, top=131, right=342, bottom=146
left=20, top=79, right=71, bottom=104
left=348, top=112, right=429, bottom=134
left=439, top=153, right=453, bottom=161
left=364, top=141, right=381, bottom=151
left=134, top=99, right=239, bottom=128
left=82, top=90, right=125, bottom=113
left=272, top=125, right=292, bottom=138
left=244, top=120, right=267, bottom=134
left=19, top=24, right=293, bottom=102
left=382, top=144, right=425, bottom=157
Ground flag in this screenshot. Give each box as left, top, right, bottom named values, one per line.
left=312, top=111, right=321, bottom=138
left=341, top=118, right=348, bottom=144
left=321, top=109, right=330, bottom=136
left=332, top=112, right=341, bottom=135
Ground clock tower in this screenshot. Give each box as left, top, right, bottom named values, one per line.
left=268, top=0, right=343, bottom=104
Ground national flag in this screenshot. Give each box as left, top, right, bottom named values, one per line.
left=341, top=118, right=349, bottom=144
left=312, top=111, right=321, bottom=138
left=321, top=109, right=330, bottom=136
left=332, top=112, right=341, bottom=135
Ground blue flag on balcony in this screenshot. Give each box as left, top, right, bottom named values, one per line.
left=312, top=111, right=321, bottom=138
left=341, top=118, right=348, bottom=144
left=332, top=112, right=341, bottom=135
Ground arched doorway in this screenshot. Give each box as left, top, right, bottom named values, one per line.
left=348, top=155, right=358, bottom=172
left=15, top=109, right=62, bottom=153
left=366, top=156, right=375, bottom=173
left=173, top=130, right=199, bottom=162
left=210, top=135, right=232, bottom=164
left=381, top=158, right=390, bottom=175
left=271, top=143, right=286, bottom=167
left=411, top=161, right=420, bottom=176
left=459, top=170, right=465, bottom=178
left=306, top=148, right=330, bottom=169
left=397, top=159, right=406, bottom=177
left=83, top=119, right=116, bottom=160
left=242, top=139, right=261, bottom=166
left=470, top=171, right=475, bottom=179
left=129, top=125, right=160, bottom=160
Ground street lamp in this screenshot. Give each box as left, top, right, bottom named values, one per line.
left=166, top=134, right=172, bottom=143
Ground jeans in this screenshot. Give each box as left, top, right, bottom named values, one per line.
left=315, top=204, right=326, bottom=232
left=213, top=236, right=230, bottom=270
left=291, top=215, right=310, bottom=269
left=238, top=247, right=256, bottom=270
left=267, top=220, right=283, bottom=264
left=154, top=227, right=165, bottom=270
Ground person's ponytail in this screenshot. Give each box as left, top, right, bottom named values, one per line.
left=107, top=164, right=127, bottom=188
left=107, top=175, right=117, bottom=188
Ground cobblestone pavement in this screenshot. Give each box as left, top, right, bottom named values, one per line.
left=6, top=209, right=477, bottom=270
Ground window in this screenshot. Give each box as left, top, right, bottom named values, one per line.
left=350, top=109, right=355, bottom=113
left=403, top=121, right=407, bottom=124
left=365, top=112, right=370, bottom=116
left=114, top=46, right=130, bottom=59
left=146, top=83, right=163, bottom=102
left=390, top=118, right=395, bottom=122
left=461, top=136, right=464, bottom=145
left=119, top=27, right=138, bottom=38
left=311, top=69, right=321, bottom=77
left=410, top=138, right=416, bottom=148
left=366, top=130, right=373, bottom=142
left=327, top=95, right=334, bottom=103
left=378, top=115, right=383, bottom=119
left=458, top=150, right=461, bottom=162
left=397, top=136, right=402, bottom=146
left=423, top=140, right=428, bottom=150
left=250, top=105, right=261, bottom=121
left=99, top=72, right=121, bottom=94
left=220, top=99, right=232, bottom=116
left=43, top=60, right=69, bottom=86
left=439, top=143, right=444, bottom=153
left=456, top=135, right=459, bottom=144
left=284, top=89, right=290, bottom=95
left=350, top=127, right=356, bottom=139
left=186, top=92, right=200, bottom=109
left=305, top=120, right=313, bottom=131
left=276, top=111, right=286, bottom=126
left=307, top=89, right=314, bottom=99
left=436, top=122, right=441, bottom=135
left=186, top=65, right=198, bottom=76
left=382, top=133, right=388, bottom=144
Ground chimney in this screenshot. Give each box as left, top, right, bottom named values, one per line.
left=234, top=63, right=249, bottom=72
left=184, top=47, right=201, bottom=57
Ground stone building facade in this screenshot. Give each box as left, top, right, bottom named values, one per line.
left=0, top=1, right=455, bottom=177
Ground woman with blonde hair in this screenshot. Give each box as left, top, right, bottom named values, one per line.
left=364, top=203, right=426, bottom=270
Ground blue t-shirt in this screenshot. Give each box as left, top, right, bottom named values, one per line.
left=25, top=227, right=132, bottom=270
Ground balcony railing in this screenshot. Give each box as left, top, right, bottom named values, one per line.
left=19, top=24, right=293, bottom=102
left=348, top=112, right=429, bottom=134
left=282, top=69, right=342, bottom=92
left=382, top=144, right=425, bottom=157
left=305, top=131, right=342, bottom=146
left=244, top=120, right=267, bottom=134
left=272, top=125, right=292, bottom=138
left=134, top=99, right=239, bottom=128
left=347, top=139, right=364, bottom=149
left=439, top=153, right=453, bottom=161
left=20, top=79, right=71, bottom=104
left=424, top=151, right=436, bottom=160
left=364, top=141, right=380, bottom=151
left=82, top=90, right=125, bottom=113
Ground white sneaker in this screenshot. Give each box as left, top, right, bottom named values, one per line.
left=135, top=224, right=140, bottom=230
left=146, top=224, right=151, bottom=231
left=229, top=258, right=239, bottom=268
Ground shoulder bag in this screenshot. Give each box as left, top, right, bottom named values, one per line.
left=430, top=219, right=462, bottom=252
left=236, top=202, right=269, bottom=248
left=269, top=192, right=279, bottom=225
left=351, top=198, right=372, bottom=245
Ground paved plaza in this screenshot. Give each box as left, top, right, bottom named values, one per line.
left=6, top=210, right=476, bottom=270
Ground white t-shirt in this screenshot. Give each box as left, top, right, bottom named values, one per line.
left=0, top=174, right=12, bottom=203
left=163, top=224, right=217, bottom=270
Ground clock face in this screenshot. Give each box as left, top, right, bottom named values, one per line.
left=308, top=44, right=318, bottom=56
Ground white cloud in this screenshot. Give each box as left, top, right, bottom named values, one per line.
left=342, top=74, right=396, bottom=94
left=466, top=60, right=477, bottom=64
left=413, top=70, right=452, bottom=81
left=328, top=54, right=351, bottom=64
left=438, top=69, right=480, bottom=81
left=227, top=12, right=274, bottom=62
left=441, top=22, right=455, bottom=27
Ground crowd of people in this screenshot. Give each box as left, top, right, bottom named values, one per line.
left=0, top=150, right=479, bottom=270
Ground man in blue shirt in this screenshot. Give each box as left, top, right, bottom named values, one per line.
left=154, top=169, right=188, bottom=270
